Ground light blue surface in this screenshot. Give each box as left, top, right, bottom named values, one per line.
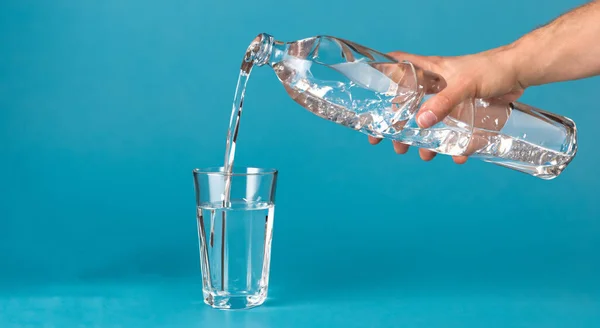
left=1, top=0, right=600, bottom=326
left=1, top=279, right=600, bottom=327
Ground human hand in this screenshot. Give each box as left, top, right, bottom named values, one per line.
left=369, top=46, right=525, bottom=164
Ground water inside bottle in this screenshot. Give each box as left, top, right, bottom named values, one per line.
left=263, top=34, right=577, bottom=179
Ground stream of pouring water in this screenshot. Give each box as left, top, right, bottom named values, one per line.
left=214, top=46, right=257, bottom=290
left=223, top=66, right=253, bottom=184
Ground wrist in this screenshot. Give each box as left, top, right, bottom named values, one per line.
left=505, top=37, right=538, bottom=88
left=485, top=42, right=529, bottom=90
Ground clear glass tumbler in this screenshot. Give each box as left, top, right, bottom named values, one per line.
left=192, top=167, right=278, bottom=310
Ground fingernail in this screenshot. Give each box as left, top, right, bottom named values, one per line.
left=417, top=111, right=438, bottom=128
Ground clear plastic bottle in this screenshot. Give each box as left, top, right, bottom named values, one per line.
left=245, top=33, right=577, bottom=179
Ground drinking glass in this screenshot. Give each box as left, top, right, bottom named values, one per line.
left=192, top=167, right=278, bottom=310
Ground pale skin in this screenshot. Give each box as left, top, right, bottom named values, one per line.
left=370, top=0, right=600, bottom=164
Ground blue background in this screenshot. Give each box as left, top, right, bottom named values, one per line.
left=1, top=0, right=599, bottom=326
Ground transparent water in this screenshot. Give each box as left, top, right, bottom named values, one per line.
left=250, top=34, right=577, bottom=179
left=223, top=62, right=254, bottom=175
left=208, top=44, right=261, bottom=307
left=197, top=200, right=275, bottom=310
left=221, top=53, right=254, bottom=206
left=199, top=38, right=276, bottom=310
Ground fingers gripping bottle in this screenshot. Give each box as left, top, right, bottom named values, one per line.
left=245, top=33, right=577, bottom=179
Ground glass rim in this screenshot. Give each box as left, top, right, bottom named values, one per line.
left=193, top=166, right=278, bottom=177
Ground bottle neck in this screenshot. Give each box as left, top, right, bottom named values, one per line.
left=243, top=33, right=287, bottom=69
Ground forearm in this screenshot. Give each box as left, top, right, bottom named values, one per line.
left=507, top=0, right=600, bottom=87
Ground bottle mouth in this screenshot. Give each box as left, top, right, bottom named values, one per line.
left=244, top=33, right=275, bottom=67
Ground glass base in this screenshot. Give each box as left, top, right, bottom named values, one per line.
left=204, top=291, right=267, bottom=310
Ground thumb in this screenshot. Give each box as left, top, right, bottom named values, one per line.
left=416, top=83, right=471, bottom=129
